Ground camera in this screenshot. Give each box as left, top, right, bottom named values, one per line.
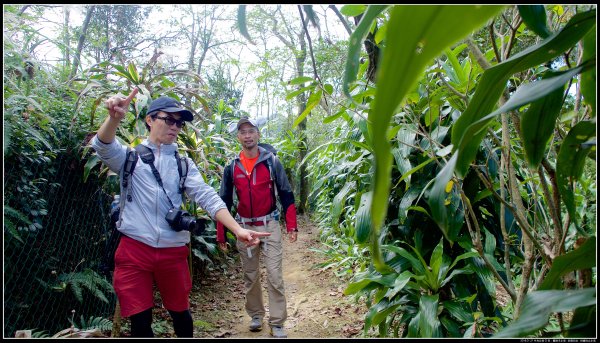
left=165, top=208, right=206, bottom=235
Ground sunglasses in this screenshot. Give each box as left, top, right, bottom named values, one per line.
left=155, top=116, right=185, bottom=128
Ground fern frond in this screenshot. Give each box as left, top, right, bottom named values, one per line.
left=57, top=268, right=114, bottom=303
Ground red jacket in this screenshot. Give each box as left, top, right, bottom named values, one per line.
left=216, top=147, right=297, bottom=243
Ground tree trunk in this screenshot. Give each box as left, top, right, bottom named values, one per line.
left=63, top=7, right=70, bottom=73
left=68, top=5, right=95, bottom=82
left=295, top=32, right=309, bottom=214
left=353, top=14, right=379, bottom=83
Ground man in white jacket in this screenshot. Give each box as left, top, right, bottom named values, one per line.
left=91, top=88, right=269, bottom=337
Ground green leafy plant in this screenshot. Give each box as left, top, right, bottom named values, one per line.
left=69, top=315, right=113, bottom=332
left=37, top=268, right=114, bottom=304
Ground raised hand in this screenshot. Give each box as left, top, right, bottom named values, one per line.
left=105, top=88, right=138, bottom=121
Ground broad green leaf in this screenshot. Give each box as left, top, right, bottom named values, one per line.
left=444, top=300, right=474, bottom=323
left=288, top=76, right=315, bottom=85
left=451, top=9, right=596, bottom=177
left=444, top=47, right=466, bottom=85
left=394, top=157, right=434, bottom=189
left=398, top=187, right=420, bottom=223
left=349, top=140, right=373, bottom=153
left=441, top=265, right=476, bottom=289
left=110, top=63, right=127, bottom=75
left=370, top=5, right=503, bottom=260
left=285, top=85, right=312, bottom=101
left=580, top=25, right=596, bottom=117
left=127, top=62, right=139, bottom=84
left=428, top=153, right=458, bottom=241
left=189, top=93, right=210, bottom=113
left=539, top=237, right=596, bottom=290
left=556, top=121, right=596, bottom=222
left=483, top=228, right=496, bottom=255
left=344, top=272, right=398, bottom=295
left=331, top=181, right=356, bottom=228
left=293, top=89, right=322, bottom=128
left=374, top=23, right=387, bottom=44
left=429, top=238, right=444, bottom=282
left=323, top=109, right=345, bottom=124
left=83, top=154, right=101, bottom=183
left=384, top=271, right=414, bottom=299
left=520, top=72, right=566, bottom=168
left=393, top=124, right=417, bottom=185
left=494, top=288, right=596, bottom=338
left=356, top=116, right=372, bottom=148
left=372, top=299, right=404, bottom=327
left=355, top=191, right=372, bottom=244
left=113, top=72, right=131, bottom=81
left=386, top=124, right=402, bottom=141
left=343, top=5, right=388, bottom=100
left=407, top=206, right=432, bottom=218
left=382, top=244, right=426, bottom=275
left=340, top=4, right=367, bottom=17
left=237, top=5, right=255, bottom=45
left=364, top=298, right=401, bottom=334
left=418, top=294, right=443, bottom=337
left=518, top=5, right=552, bottom=38
left=407, top=244, right=437, bottom=289
left=424, top=105, right=440, bottom=127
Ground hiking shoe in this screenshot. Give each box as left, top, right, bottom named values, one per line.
left=249, top=316, right=263, bottom=332
left=270, top=325, right=287, bottom=338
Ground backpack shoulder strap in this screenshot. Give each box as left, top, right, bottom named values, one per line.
left=266, top=153, right=277, bottom=181
left=175, top=151, right=188, bottom=194
left=122, top=147, right=138, bottom=203
left=228, top=158, right=238, bottom=202
left=116, top=146, right=138, bottom=228
left=265, top=153, right=279, bottom=204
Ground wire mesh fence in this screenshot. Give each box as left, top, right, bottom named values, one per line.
left=4, top=150, right=116, bottom=337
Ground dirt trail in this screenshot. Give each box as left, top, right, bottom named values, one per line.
left=189, top=215, right=367, bottom=338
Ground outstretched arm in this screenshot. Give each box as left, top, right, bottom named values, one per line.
left=216, top=162, right=234, bottom=251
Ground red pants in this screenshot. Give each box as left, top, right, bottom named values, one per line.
left=113, top=235, right=191, bottom=317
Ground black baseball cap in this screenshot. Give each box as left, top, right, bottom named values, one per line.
left=237, top=116, right=258, bottom=129
left=147, top=96, right=193, bottom=122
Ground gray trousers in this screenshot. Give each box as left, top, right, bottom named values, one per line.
left=236, top=220, right=287, bottom=326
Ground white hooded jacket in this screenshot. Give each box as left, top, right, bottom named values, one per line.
left=91, top=136, right=226, bottom=248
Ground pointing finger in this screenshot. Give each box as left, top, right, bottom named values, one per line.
left=252, top=231, right=271, bottom=238
left=125, top=87, right=139, bottom=103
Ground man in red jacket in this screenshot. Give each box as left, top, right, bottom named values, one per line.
left=217, top=117, right=298, bottom=338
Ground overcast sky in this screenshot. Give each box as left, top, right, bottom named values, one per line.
left=28, top=4, right=350, bottom=120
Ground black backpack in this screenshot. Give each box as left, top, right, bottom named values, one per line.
left=258, top=143, right=277, bottom=156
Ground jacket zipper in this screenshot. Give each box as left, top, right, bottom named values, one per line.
left=155, top=147, right=161, bottom=246
left=246, top=162, right=254, bottom=219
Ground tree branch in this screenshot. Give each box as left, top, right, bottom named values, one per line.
left=328, top=5, right=352, bottom=36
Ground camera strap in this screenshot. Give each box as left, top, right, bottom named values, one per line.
left=135, top=144, right=176, bottom=209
